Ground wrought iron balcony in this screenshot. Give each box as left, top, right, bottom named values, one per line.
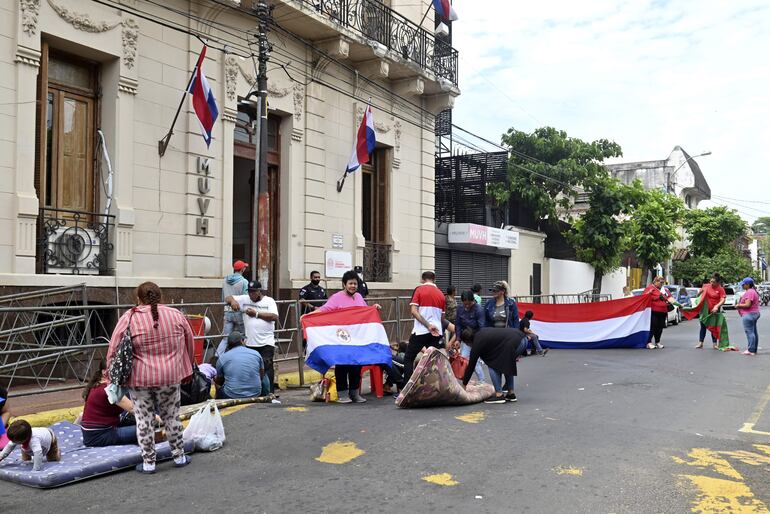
left=37, top=208, right=115, bottom=275
left=364, top=242, right=392, bottom=282
left=305, top=0, right=458, bottom=85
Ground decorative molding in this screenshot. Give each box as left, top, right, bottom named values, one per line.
left=118, top=75, right=138, bottom=95
left=47, top=0, right=120, bottom=32
left=225, top=56, right=238, bottom=101
left=394, top=120, right=402, bottom=153
left=268, top=82, right=292, bottom=98
left=356, top=105, right=392, bottom=135
left=236, top=60, right=255, bottom=85
left=222, top=107, right=238, bottom=123
left=291, top=127, right=303, bottom=142
left=293, top=84, right=305, bottom=122
left=16, top=216, right=38, bottom=256
left=15, top=45, right=42, bottom=67
left=121, top=18, right=138, bottom=69
left=311, top=56, right=332, bottom=81
left=20, top=0, right=40, bottom=37
left=392, top=157, right=401, bottom=169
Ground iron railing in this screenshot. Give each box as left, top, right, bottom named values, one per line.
left=305, top=0, right=458, bottom=85
left=37, top=207, right=115, bottom=275
left=364, top=242, right=392, bottom=282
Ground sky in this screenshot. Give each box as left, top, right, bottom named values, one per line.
left=450, top=0, right=770, bottom=225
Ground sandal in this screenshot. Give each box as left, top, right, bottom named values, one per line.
left=695, top=343, right=703, bottom=349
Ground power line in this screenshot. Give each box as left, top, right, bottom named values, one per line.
left=712, top=194, right=770, bottom=207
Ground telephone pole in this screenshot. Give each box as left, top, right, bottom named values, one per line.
left=252, top=0, right=272, bottom=289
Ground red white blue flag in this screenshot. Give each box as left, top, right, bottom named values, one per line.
left=345, top=105, right=376, bottom=174
left=302, top=306, right=391, bottom=373
left=188, top=46, right=219, bottom=148
left=432, top=0, right=458, bottom=22
left=519, top=295, right=652, bottom=349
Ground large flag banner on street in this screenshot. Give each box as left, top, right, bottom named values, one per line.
left=681, top=295, right=734, bottom=350
left=519, top=295, right=651, bottom=349
left=302, top=306, right=391, bottom=373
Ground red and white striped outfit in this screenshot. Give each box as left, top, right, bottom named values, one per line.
left=107, top=304, right=194, bottom=388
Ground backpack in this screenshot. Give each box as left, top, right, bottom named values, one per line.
left=108, top=310, right=135, bottom=386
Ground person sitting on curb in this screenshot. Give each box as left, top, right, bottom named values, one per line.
left=460, top=327, right=528, bottom=404
left=520, top=310, right=548, bottom=356
left=215, top=331, right=268, bottom=399
left=0, top=420, right=60, bottom=471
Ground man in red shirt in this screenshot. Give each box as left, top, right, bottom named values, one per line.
left=696, top=274, right=726, bottom=349
left=403, top=271, right=446, bottom=382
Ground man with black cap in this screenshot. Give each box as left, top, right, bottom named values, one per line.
left=215, top=331, right=268, bottom=399
left=225, top=281, right=279, bottom=392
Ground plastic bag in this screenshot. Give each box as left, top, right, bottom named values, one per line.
left=182, top=400, right=225, bottom=451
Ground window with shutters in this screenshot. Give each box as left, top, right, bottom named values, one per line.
left=362, top=148, right=392, bottom=282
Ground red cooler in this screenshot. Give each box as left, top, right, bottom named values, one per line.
left=186, top=315, right=205, bottom=365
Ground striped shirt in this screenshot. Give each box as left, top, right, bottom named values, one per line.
left=410, top=282, right=445, bottom=336
left=107, top=304, right=194, bottom=388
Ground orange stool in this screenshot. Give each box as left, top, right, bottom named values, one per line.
left=359, top=365, right=384, bottom=398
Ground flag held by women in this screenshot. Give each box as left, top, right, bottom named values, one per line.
left=681, top=296, right=734, bottom=350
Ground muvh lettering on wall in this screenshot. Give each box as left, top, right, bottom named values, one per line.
left=196, top=156, right=211, bottom=236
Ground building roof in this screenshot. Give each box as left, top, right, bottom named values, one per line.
left=674, top=146, right=711, bottom=199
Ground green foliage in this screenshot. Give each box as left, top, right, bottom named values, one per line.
left=672, top=248, right=756, bottom=285
left=628, top=190, right=685, bottom=272
left=568, top=175, right=644, bottom=289
left=682, top=206, right=748, bottom=257
left=751, top=216, right=770, bottom=235
left=499, top=127, right=623, bottom=223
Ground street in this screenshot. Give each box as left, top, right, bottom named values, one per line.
left=3, top=308, right=770, bottom=513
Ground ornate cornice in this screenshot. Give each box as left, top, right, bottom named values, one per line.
left=20, top=0, right=40, bottom=37
left=47, top=0, right=120, bottom=32
left=15, top=45, right=41, bottom=67
left=118, top=75, right=138, bottom=95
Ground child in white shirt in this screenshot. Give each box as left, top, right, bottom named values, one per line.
left=0, top=420, right=60, bottom=471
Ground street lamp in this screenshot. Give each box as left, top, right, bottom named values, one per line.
left=666, top=151, right=711, bottom=194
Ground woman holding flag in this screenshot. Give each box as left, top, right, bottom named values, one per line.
left=642, top=276, right=677, bottom=349
left=316, top=271, right=381, bottom=404
left=693, top=274, right=726, bottom=349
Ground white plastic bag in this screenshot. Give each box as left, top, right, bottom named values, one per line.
left=182, top=400, right=226, bottom=451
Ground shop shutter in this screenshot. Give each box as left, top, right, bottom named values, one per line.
left=435, top=249, right=451, bottom=291
left=434, top=250, right=509, bottom=294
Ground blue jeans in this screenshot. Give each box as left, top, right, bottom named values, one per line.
left=460, top=343, right=486, bottom=383
left=82, top=425, right=138, bottom=447
left=527, top=334, right=544, bottom=354
left=488, top=368, right=513, bottom=394
left=742, top=312, right=760, bottom=353
left=699, top=321, right=717, bottom=343
left=222, top=311, right=244, bottom=342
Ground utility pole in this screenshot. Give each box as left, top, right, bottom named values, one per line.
left=252, top=0, right=272, bottom=289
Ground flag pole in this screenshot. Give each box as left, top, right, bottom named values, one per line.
left=158, top=70, right=196, bottom=157
left=418, top=1, right=434, bottom=29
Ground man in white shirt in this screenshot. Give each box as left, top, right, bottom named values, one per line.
left=225, top=281, right=279, bottom=392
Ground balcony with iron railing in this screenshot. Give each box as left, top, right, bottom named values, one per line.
left=37, top=208, right=115, bottom=276
left=276, top=0, right=458, bottom=89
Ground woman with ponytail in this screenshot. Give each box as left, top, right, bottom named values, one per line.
left=106, top=281, right=194, bottom=474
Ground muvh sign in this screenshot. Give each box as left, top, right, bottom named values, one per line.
left=447, top=223, right=519, bottom=250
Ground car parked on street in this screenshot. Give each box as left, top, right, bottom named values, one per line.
left=631, top=288, right=681, bottom=326
left=664, top=285, right=690, bottom=308
left=722, top=286, right=738, bottom=309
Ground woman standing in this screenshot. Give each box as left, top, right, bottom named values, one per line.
left=484, top=281, right=520, bottom=329
left=695, top=274, right=726, bottom=349
left=317, top=270, right=381, bottom=404
left=737, top=277, right=761, bottom=356
left=107, top=282, right=194, bottom=474
left=643, top=276, right=675, bottom=349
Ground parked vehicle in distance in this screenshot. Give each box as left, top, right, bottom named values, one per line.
left=664, top=285, right=690, bottom=308
left=723, top=286, right=737, bottom=309
left=631, top=288, right=681, bottom=325
left=686, top=287, right=701, bottom=306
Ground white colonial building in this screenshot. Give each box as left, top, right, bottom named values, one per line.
left=0, top=0, right=459, bottom=302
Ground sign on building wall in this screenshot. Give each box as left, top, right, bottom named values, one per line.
left=447, top=223, right=519, bottom=250
left=325, top=251, right=352, bottom=278
left=331, top=233, right=344, bottom=249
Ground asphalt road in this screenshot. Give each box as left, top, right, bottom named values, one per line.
left=3, top=307, right=770, bottom=513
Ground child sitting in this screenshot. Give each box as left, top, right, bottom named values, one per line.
left=520, top=310, right=548, bottom=357
left=0, top=420, right=60, bottom=471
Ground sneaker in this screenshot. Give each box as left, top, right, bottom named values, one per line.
left=174, top=455, right=192, bottom=468
left=135, top=463, right=156, bottom=474
left=505, top=392, right=517, bottom=402
left=350, top=392, right=367, bottom=403
left=541, top=348, right=549, bottom=356
left=484, top=394, right=506, bottom=404
left=656, top=343, right=664, bottom=349
left=647, top=343, right=655, bottom=349
left=336, top=396, right=352, bottom=404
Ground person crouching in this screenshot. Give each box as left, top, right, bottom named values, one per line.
left=215, top=331, right=269, bottom=399
left=460, top=328, right=528, bottom=404
left=0, top=420, right=60, bottom=471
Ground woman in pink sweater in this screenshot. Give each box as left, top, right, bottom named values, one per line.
left=317, top=270, right=380, bottom=403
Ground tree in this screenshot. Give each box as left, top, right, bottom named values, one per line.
left=568, top=175, right=644, bottom=292
left=494, top=127, right=623, bottom=224
left=751, top=216, right=770, bottom=235
left=682, top=206, right=748, bottom=257
left=672, top=248, right=756, bottom=285
left=628, top=190, right=685, bottom=280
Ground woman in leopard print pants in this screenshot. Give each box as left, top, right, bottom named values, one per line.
left=107, top=282, right=195, bottom=474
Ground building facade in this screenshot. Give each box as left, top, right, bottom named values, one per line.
left=0, top=0, right=459, bottom=302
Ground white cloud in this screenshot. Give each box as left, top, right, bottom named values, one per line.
left=451, top=0, right=770, bottom=223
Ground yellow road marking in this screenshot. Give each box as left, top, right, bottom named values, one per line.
left=286, top=406, right=308, bottom=412
left=315, top=441, right=365, bottom=464
left=739, top=384, right=770, bottom=435
left=554, top=466, right=583, bottom=476
left=679, top=474, right=770, bottom=513
left=672, top=448, right=743, bottom=481
left=455, top=411, right=486, bottom=424
left=422, top=473, right=459, bottom=486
